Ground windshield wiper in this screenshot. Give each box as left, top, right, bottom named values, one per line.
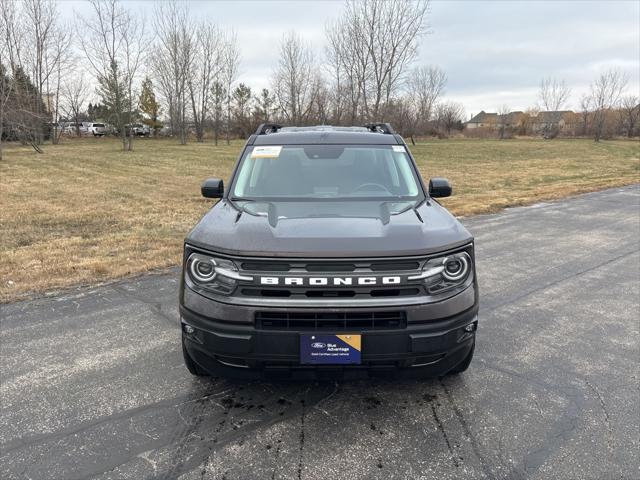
left=229, top=197, right=255, bottom=202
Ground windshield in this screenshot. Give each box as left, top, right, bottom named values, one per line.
left=231, top=145, right=422, bottom=201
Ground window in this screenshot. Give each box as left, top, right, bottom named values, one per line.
left=232, top=145, right=422, bottom=201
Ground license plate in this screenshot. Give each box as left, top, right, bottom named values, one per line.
left=300, top=334, right=362, bottom=365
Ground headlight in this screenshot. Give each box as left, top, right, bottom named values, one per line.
left=442, top=254, right=470, bottom=281
left=410, top=251, right=473, bottom=294
left=189, top=255, right=216, bottom=282
left=186, top=253, right=252, bottom=295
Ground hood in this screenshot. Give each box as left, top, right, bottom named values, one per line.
left=186, top=199, right=472, bottom=258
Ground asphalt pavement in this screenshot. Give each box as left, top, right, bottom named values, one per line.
left=1, top=185, right=639, bottom=480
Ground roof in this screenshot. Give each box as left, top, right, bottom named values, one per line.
left=467, top=111, right=498, bottom=123
left=251, top=125, right=402, bottom=145
left=500, top=111, right=525, bottom=123
left=536, top=111, right=573, bottom=123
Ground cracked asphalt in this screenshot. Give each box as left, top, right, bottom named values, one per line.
left=1, top=185, right=639, bottom=480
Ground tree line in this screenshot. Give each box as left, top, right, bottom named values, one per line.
left=1, top=0, right=455, bottom=154
left=480, top=73, right=638, bottom=141
left=1, top=0, right=638, bottom=160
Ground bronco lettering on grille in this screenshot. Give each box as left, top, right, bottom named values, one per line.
left=259, top=276, right=402, bottom=286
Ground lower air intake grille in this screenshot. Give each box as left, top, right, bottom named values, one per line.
left=255, top=311, right=406, bottom=330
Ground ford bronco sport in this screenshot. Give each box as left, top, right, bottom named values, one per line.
left=180, top=123, right=478, bottom=379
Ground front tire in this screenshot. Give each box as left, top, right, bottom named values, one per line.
left=182, top=337, right=209, bottom=376
left=448, top=340, right=475, bottom=375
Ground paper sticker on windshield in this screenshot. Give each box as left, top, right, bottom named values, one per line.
left=392, top=145, right=406, bottom=153
left=251, top=146, right=282, bottom=159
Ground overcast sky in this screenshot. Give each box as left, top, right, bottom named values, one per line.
left=64, top=0, right=640, bottom=118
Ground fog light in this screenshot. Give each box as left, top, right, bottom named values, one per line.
left=184, top=324, right=195, bottom=335
left=464, top=322, right=476, bottom=332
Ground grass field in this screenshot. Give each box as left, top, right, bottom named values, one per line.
left=1, top=136, right=638, bottom=302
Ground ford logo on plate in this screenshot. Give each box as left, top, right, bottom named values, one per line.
left=311, top=342, right=326, bottom=349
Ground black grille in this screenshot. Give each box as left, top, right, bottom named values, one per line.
left=241, top=287, right=420, bottom=298
left=235, top=257, right=426, bottom=300
left=255, top=311, right=406, bottom=330
left=241, top=262, right=291, bottom=272
left=240, top=260, right=420, bottom=273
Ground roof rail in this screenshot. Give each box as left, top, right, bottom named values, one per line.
left=363, top=123, right=396, bottom=134
left=255, top=123, right=283, bottom=135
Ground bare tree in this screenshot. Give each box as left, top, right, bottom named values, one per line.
left=1, top=0, right=54, bottom=153
left=45, top=23, right=71, bottom=144
left=151, top=51, right=178, bottom=138
left=1, top=0, right=67, bottom=149
left=497, top=104, right=510, bottom=140
left=521, top=107, right=539, bottom=136
left=221, top=31, right=240, bottom=144
left=589, top=69, right=628, bottom=142
left=272, top=31, right=316, bottom=125
left=188, top=22, right=223, bottom=142
left=538, top=77, right=571, bottom=112
left=23, top=0, right=59, bottom=144
left=436, top=101, right=464, bottom=136
left=578, top=94, right=591, bottom=137
left=363, top=0, right=430, bottom=119
left=152, top=1, right=193, bottom=145
left=79, top=0, right=144, bottom=151
left=0, top=0, right=23, bottom=68
left=311, top=75, right=330, bottom=125
left=120, top=8, right=144, bottom=150
left=620, top=95, right=639, bottom=138
left=325, top=15, right=369, bottom=123
left=325, top=0, right=429, bottom=122
left=385, top=96, right=415, bottom=140
left=0, top=0, right=20, bottom=159
left=324, top=21, right=347, bottom=124
left=61, top=74, right=89, bottom=136
left=407, top=65, right=446, bottom=134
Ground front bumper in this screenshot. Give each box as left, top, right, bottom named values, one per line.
left=180, top=284, right=478, bottom=379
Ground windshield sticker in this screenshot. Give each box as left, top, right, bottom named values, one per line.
left=392, top=145, right=406, bottom=153
left=251, top=146, right=283, bottom=159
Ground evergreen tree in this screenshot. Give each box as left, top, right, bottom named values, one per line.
left=138, top=77, right=162, bottom=134
left=211, top=81, right=225, bottom=145
left=1, top=63, right=11, bottom=154
left=87, top=103, right=108, bottom=121
left=257, top=88, right=274, bottom=122
left=96, top=60, right=129, bottom=136
left=233, top=83, right=252, bottom=138
left=7, top=65, right=48, bottom=143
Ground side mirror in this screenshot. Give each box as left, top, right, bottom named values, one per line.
left=429, top=178, right=452, bottom=198
left=201, top=178, right=224, bottom=198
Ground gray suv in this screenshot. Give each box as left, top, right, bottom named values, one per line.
left=180, top=124, right=478, bottom=379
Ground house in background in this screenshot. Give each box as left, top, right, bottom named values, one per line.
left=499, top=111, right=525, bottom=129
left=465, top=110, right=526, bottom=132
left=466, top=109, right=577, bottom=136
left=465, top=111, right=498, bottom=129
left=531, top=111, right=576, bottom=135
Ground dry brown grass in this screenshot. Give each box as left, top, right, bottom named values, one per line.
left=1, top=136, right=638, bottom=302
left=413, top=138, right=640, bottom=216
